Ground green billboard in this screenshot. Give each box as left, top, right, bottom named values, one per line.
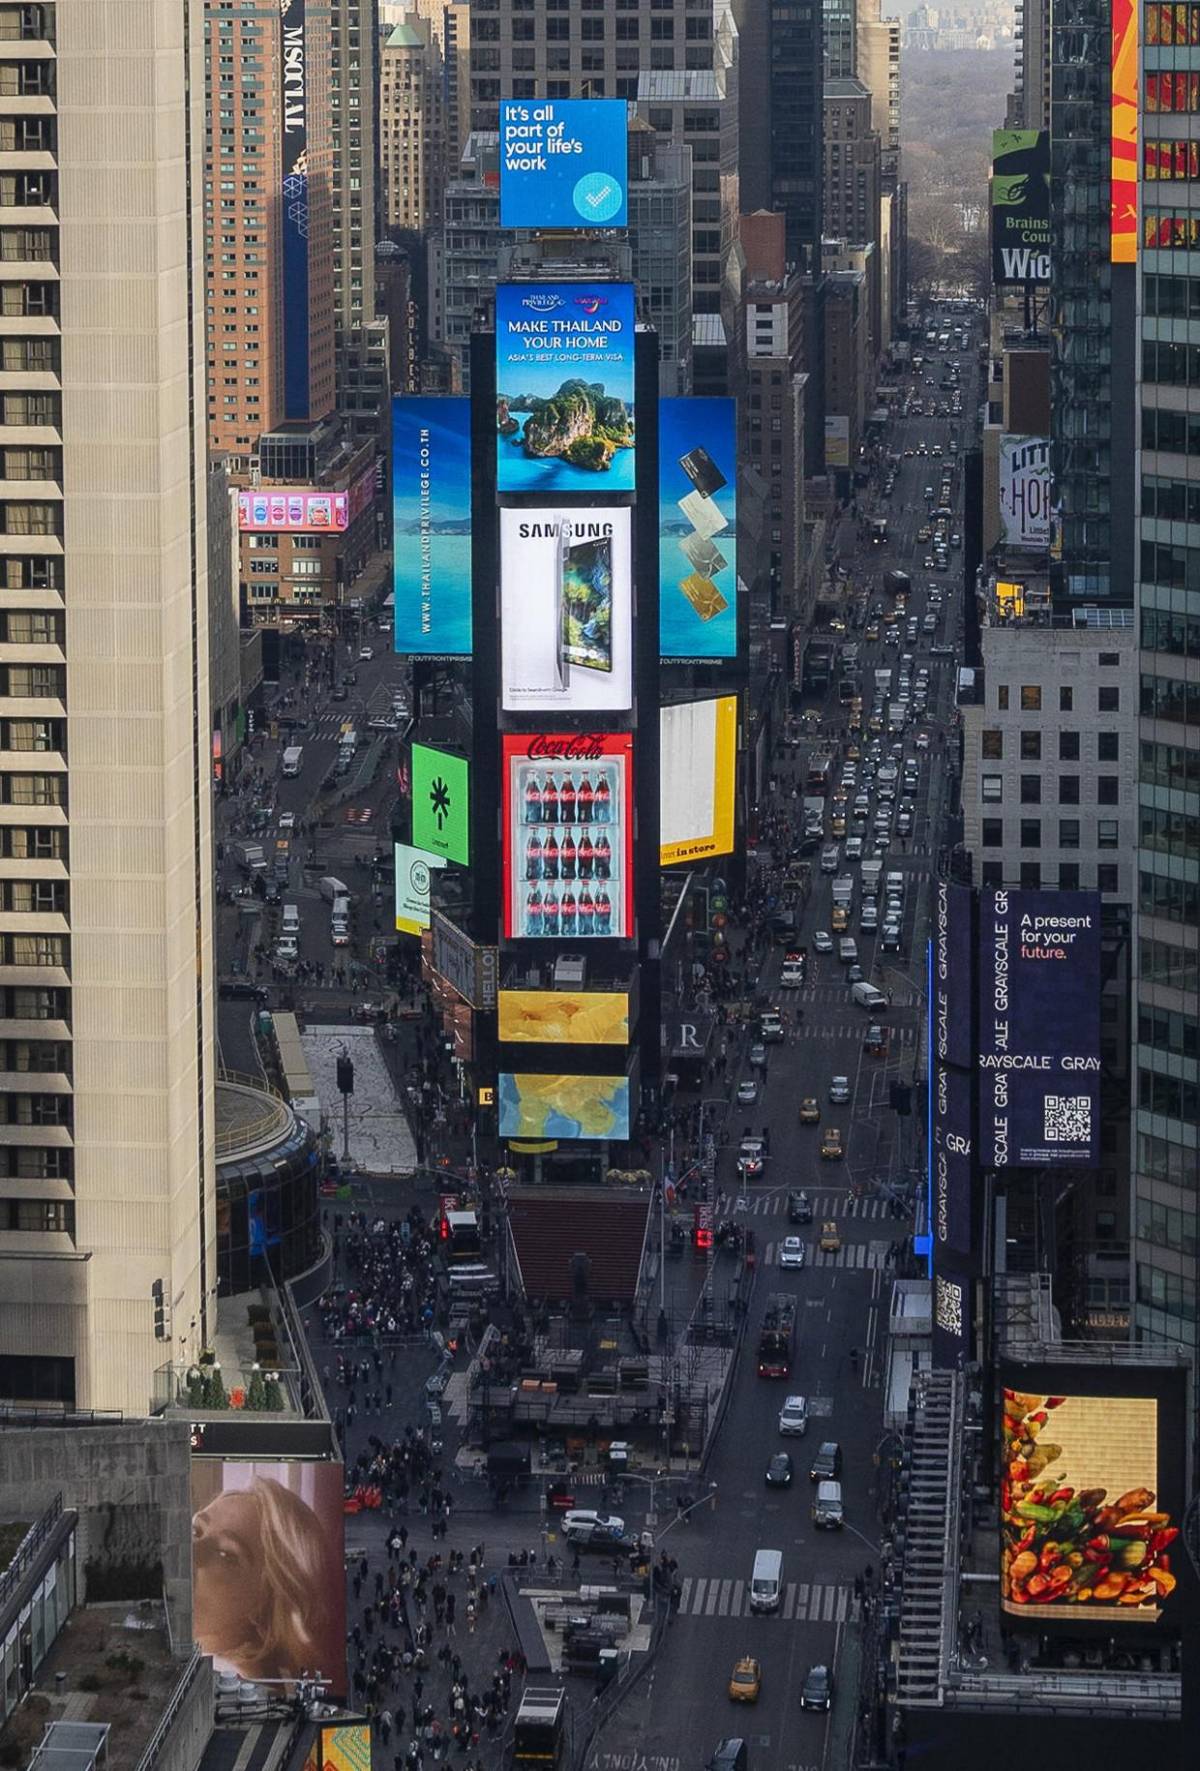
left=412, top=744, right=470, bottom=866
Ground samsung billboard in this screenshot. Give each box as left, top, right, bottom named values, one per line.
left=931, top=879, right=974, bottom=1072
left=499, top=99, right=628, bottom=230
left=977, top=889, right=1102, bottom=1169
left=499, top=507, right=633, bottom=712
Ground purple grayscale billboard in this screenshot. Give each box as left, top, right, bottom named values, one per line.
left=932, top=878, right=974, bottom=1071
left=931, top=1058, right=974, bottom=1257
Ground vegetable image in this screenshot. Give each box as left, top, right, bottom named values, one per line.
left=1000, top=1390, right=1177, bottom=1617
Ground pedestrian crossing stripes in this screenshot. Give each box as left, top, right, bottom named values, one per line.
left=675, top=1577, right=851, bottom=1623
left=765, top=1238, right=894, bottom=1270
left=780, top=1024, right=917, bottom=1044
left=733, top=1192, right=894, bottom=1220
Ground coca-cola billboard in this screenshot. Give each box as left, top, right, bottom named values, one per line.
left=501, top=732, right=633, bottom=941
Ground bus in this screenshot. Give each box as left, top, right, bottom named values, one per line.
left=513, top=1689, right=567, bottom=1768
left=804, top=753, right=834, bottom=798
left=758, top=1294, right=797, bottom=1377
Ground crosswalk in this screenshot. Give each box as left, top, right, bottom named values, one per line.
left=733, top=1192, right=895, bottom=1220
left=776, top=1023, right=918, bottom=1044
left=676, top=1576, right=851, bottom=1624
left=763, top=1238, right=894, bottom=1269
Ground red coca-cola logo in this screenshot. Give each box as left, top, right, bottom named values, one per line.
left=526, top=733, right=608, bottom=762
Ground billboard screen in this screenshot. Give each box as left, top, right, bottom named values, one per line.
left=499, top=507, right=632, bottom=711
left=659, top=396, right=738, bottom=659
left=660, top=695, right=737, bottom=866
left=977, top=890, right=1102, bottom=1168
left=496, top=282, right=636, bottom=495
left=498, top=989, right=630, bottom=1046
left=318, top=1728, right=371, bottom=1771
left=190, top=1458, right=346, bottom=1692
left=931, top=1059, right=974, bottom=1259
left=393, top=397, right=473, bottom=657
left=931, top=879, right=974, bottom=1072
left=280, top=0, right=310, bottom=418
left=998, top=435, right=1052, bottom=550
left=499, top=1071, right=631, bottom=1140
left=932, top=1268, right=970, bottom=1369
left=499, top=99, right=628, bottom=229
left=1000, top=1373, right=1185, bottom=1626
left=1111, top=0, right=1138, bottom=262
left=991, top=129, right=1050, bottom=285
left=502, top=732, right=633, bottom=941
left=824, top=414, right=851, bottom=470
left=411, top=744, right=469, bottom=866
left=394, top=843, right=442, bottom=936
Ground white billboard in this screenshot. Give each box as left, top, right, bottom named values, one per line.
left=998, top=435, right=1051, bottom=550
left=659, top=696, right=737, bottom=867
left=499, top=507, right=633, bottom=712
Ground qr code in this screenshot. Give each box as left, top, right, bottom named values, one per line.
left=1044, top=1094, right=1092, bottom=1144
left=936, top=1274, right=963, bottom=1337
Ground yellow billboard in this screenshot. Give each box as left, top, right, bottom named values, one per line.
left=660, top=694, right=737, bottom=867
left=499, top=989, right=630, bottom=1047
left=321, top=1728, right=371, bottom=1771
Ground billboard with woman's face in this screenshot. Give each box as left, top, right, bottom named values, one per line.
left=191, top=1460, right=345, bottom=1693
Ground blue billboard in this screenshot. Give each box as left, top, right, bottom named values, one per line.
left=659, top=397, right=738, bottom=659
left=931, top=1058, right=974, bottom=1258
left=977, top=889, right=1102, bottom=1169
left=392, top=397, right=472, bottom=658
left=499, top=100, right=628, bottom=230
left=280, top=0, right=310, bottom=418
left=495, top=283, right=636, bottom=495
left=932, top=879, right=974, bottom=1071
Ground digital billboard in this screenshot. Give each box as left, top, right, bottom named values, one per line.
left=394, top=843, right=443, bottom=936
left=238, top=472, right=374, bottom=535
left=499, top=507, right=632, bottom=711
left=660, top=695, right=737, bottom=866
left=499, top=1072, right=631, bottom=1140
left=1000, top=1376, right=1184, bottom=1625
left=502, top=732, right=633, bottom=941
left=1111, top=0, right=1138, bottom=262
left=932, top=1268, right=970, bottom=1369
left=190, top=1459, right=346, bottom=1692
left=931, top=879, right=974, bottom=1072
left=991, top=129, right=1050, bottom=286
left=318, top=1728, right=371, bottom=1771
left=496, top=283, right=635, bottom=495
left=824, top=414, right=851, bottom=470
left=998, top=435, right=1052, bottom=550
left=659, top=396, right=738, bottom=660
left=498, top=989, right=630, bottom=1046
left=931, top=1059, right=974, bottom=1259
left=499, top=99, right=628, bottom=230
left=280, top=0, right=310, bottom=418
left=977, top=890, right=1101, bottom=1168
left=411, top=744, right=469, bottom=866
left=393, top=397, right=472, bottom=657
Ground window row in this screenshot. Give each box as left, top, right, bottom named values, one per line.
left=978, top=860, right=1123, bottom=893
left=0, top=666, right=62, bottom=698
left=1143, top=72, right=1200, bottom=113
left=0, top=934, right=66, bottom=966
left=1141, top=536, right=1200, bottom=591
left=1143, top=211, right=1200, bottom=250
left=1142, top=345, right=1200, bottom=395
left=1143, top=271, right=1200, bottom=318
left=0, top=1039, right=69, bottom=1074
left=1140, top=934, right=1200, bottom=992
left=994, top=683, right=1121, bottom=713
left=1137, top=1201, right=1198, bottom=1259
left=1138, top=1130, right=1200, bottom=1189
left=0, top=610, right=61, bottom=645
left=0, top=986, right=66, bottom=1021
left=1140, top=803, right=1200, bottom=860
left=980, top=730, right=1121, bottom=763
left=1140, top=1002, right=1200, bottom=1059
left=1139, top=867, right=1200, bottom=923
left=0, top=1198, right=72, bottom=1234
left=1136, top=1262, right=1197, bottom=1323
left=980, top=816, right=1122, bottom=849
left=1141, top=671, right=1200, bottom=724
left=1146, top=2, right=1200, bottom=45
left=978, top=765, right=1122, bottom=802
left=1141, top=737, right=1200, bottom=793
left=1145, top=136, right=1200, bottom=179
left=1140, top=1065, right=1200, bottom=1123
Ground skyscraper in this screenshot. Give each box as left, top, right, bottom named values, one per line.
left=0, top=0, right=216, bottom=1413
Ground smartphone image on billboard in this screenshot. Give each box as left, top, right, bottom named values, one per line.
left=561, top=527, right=614, bottom=674
left=678, top=445, right=727, bottom=499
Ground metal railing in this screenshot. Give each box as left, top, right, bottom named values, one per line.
left=0, top=1491, right=64, bottom=1614
left=133, top=1653, right=207, bottom=1771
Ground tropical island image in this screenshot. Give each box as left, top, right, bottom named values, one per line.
left=497, top=378, right=634, bottom=473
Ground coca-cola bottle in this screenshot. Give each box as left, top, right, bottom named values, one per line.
left=578, top=885, right=595, bottom=935
left=542, top=774, right=559, bottom=823
left=594, top=833, right=612, bottom=880
left=524, top=773, right=542, bottom=824
left=543, top=889, right=559, bottom=934
left=560, top=774, right=577, bottom=823
left=595, top=888, right=612, bottom=934
left=576, top=774, right=594, bottom=824
left=561, top=831, right=577, bottom=880
left=561, top=889, right=577, bottom=935
left=525, top=831, right=543, bottom=880
left=594, top=773, right=611, bottom=823
left=577, top=831, right=594, bottom=879
left=543, top=832, right=559, bottom=880
left=525, top=887, right=543, bottom=935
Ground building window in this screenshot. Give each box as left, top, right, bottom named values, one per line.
left=1020, top=862, right=1042, bottom=889
left=1097, top=731, right=1119, bottom=762
left=1020, top=819, right=1042, bottom=849
left=981, top=818, right=1004, bottom=847
left=981, top=729, right=1003, bottom=759
left=1098, top=685, right=1120, bottom=712
left=1098, top=864, right=1120, bottom=895
left=1059, top=776, right=1080, bottom=805
left=1020, top=775, right=1041, bottom=804
left=1020, top=685, right=1042, bottom=711
left=1059, top=686, right=1073, bottom=711
left=1097, top=819, right=1120, bottom=848
left=981, top=774, right=1003, bottom=803
left=1059, top=863, right=1080, bottom=890
left=1059, top=819, right=1081, bottom=849
left=1097, top=776, right=1120, bottom=804
left=1020, top=730, right=1042, bottom=760
left=981, top=860, right=1004, bottom=887
left=997, top=685, right=1009, bottom=710
left=1059, top=731, right=1080, bottom=761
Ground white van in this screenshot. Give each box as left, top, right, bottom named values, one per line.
left=281, top=904, right=300, bottom=937
left=851, top=981, right=887, bottom=1011
left=331, top=898, right=351, bottom=946
left=281, top=744, right=303, bottom=777
left=320, top=876, right=352, bottom=904
left=749, top=1549, right=783, bottom=1613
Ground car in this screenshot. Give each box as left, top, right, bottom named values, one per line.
left=779, top=1395, right=809, bottom=1436
left=831, top=904, right=849, bottom=933
left=829, top=1074, right=850, bottom=1104
left=798, top=1097, right=820, bottom=1125
left=951, top=532, right=962, bottom=547
left=779, top=1238, right=806, bottom=1271
left=864, top=1024, right=888, bottom=1056
left=331, top=684, right=349, bottom=701
left=562, top=1509, right=626, bottom=1542
left=218, top=978, right=269, bottom=1001
left=358, top=646, right=374, bottom=661
left=844, top=836, right=864, bottom=862
left=865, top=622, right=880, bottom=640
left=821, top=846, right=840, bottom=874
left=859, top=905, right=878, bottom=932
left=728, top=1657, right=763, bottom=1703
left=846, top=964, right=864, bottom=983
left=881, top=923, right=902, bottom=952
left=819, top=1219, right=842, bottom=1252
left=748, top=1042, right=767, bottom=1070
left=759, top=1009, right=785, bottom=1043
left=931, top=642, right=956, bottom=657
left=814, top=930, right=834, bottom=953
left=801, top=1665, right=834, bottom=1713
left=779, top=959, right=806, bottom=992
left=277, top=810, right=297, bottom=830
left=737, top=1136, right=767, bottom=1179
left=788, top=1190, right=813, bottom=1224
left=896, top=812, right=913, bottom=836
left=368, top=715, right=400, bottom=732
left=916, top=729, right=931, bottom=749
left=735, top=1079, right=759, bottom=1106
left=766, top=1450, right=795, bottom=1488
left=820, top=1128, right=844, bottom=1161
left=809, top=1441, right=843, bottom=1483
left=275, top=935, right=298, bottom=962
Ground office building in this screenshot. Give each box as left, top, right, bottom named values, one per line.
left=1130, top=5, right=1200, bottom=1360
left=381, top=18, right=447, bottom=235
left=824, top=266, right=870, bottom=484
left=1007, top=0, right=1051, bottom=130
left=330, top=0, right=388, bottom=438
left=628, top=125, right=693, bottom=395
left=411, top=0, right=471, bottom=163
left=0, top=0, right=217, bottom=1413
left=824, top=79, right=882, bottom=361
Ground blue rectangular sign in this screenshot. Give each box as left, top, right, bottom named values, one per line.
left=977, top=889, right=1102, bottom=1168
left=392, top=397, right=472, bottom=658
left=496, top=283, right=636, bottom=495
left=659, top=397, right=738, bottom=660
left=500, top=99, right=628, bottom=230
left=932, top=879, right=974, bottom=1071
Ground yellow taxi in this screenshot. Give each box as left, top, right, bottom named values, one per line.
left=846, top=744, right=861, bottom=761
left=865, top=622, right=880, bottom=640
left=831, top=905, right=849, bottom=931
left=831, top=813, right=847, bottom=837
left=820, top=1127, right=844, bottom=1161
left=728, top=1657, right=762, bottom=1703
left=820, top=1220, right=842, bottom=1253
left=799, top=1097, right=821, bottom=1125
